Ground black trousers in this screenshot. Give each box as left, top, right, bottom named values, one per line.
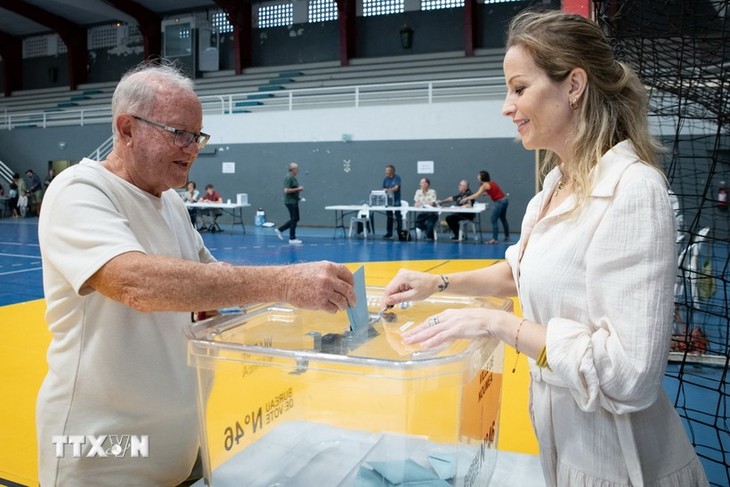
left=278, top=202, right=300, bottom=239
left=386, top=210, right=402, bottom=236
left=446, top=213, right=475, bottom=237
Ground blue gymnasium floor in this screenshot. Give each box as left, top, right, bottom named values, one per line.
left=2, top=216, right=728, bottom=485
left=0, top=217, right=509, bottom=307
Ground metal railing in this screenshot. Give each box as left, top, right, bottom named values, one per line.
left=199, top=77, right=505, bottom=115
left=87, top=135, right=114, bottom=161
left=0, top=77, right=506, bottom=130
left=0, top=159, right=14, bottom=184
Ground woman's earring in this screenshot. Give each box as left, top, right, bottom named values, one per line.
left=569, top=98, right=579, bottom=111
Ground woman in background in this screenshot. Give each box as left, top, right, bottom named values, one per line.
left=461, top=170, right=509, bottom=244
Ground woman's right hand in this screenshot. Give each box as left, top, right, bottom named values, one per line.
left=382, top=269, right=440, bottom=308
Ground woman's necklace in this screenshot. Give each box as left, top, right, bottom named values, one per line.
left=554, top=179, right=567, bottom=196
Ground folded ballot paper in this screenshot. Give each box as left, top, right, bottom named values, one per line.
left=347, top=266, right=370, bottom=334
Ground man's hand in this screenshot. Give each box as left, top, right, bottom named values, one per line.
left=283, top=261, right=356, bottom=313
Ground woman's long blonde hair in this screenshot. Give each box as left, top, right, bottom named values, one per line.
left=506, top=9, right=664, bottom=207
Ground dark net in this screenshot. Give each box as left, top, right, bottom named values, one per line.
left=594, top=1, right=729, bottom=484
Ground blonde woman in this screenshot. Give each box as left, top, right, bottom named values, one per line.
left=383, top=9, right=707, bottom=486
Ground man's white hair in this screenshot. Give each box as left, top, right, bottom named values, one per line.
left=110, top=60, right=195, bottom=142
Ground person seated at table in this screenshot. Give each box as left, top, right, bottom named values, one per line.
left=437, top=179, right=475, bottom=240
left=414, top=177, right=439, bottom=240
left=181, top=180, right=200, bottom=226
left=198, top=183, right=223, bottom=232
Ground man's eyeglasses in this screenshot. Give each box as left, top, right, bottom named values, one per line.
left=132, top=115, right=210, bottom=149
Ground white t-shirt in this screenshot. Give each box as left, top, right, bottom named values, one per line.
left=37, top=158, right=215, bottom=486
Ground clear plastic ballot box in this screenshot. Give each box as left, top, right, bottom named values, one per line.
left=186, top=288, right=511, bottom=486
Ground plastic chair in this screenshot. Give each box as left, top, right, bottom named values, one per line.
left=458, top=219, right=477, bottom=241
left=458, top=202, right=485, bottom=240
left=399, top=201, right=410, bottom=227
left=200, top=208, right=223, bottom=232
left=675, top=227, right=711, bottom=309
left=348, top=206, right=371, bottom=238
left=209, top=213, right=222, bottom=232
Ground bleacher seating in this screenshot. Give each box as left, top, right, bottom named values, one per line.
left=0, top=49, right=507, bottom=129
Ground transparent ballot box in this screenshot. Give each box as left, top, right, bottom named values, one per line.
left=369, top=190, right=393, bottom=207
left=186, top=289, right=511, bottom=486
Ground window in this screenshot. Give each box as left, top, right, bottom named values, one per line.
left=422, top=0, right=464, bottom=10
left=164, top=23, right=192, bottom=57
left=212, top=10, right=233, bottom=33
left=127, top=25, right=143, bottom=46
left=89, top=25, right=118, bottom=49
left=309, top=0, right=338, bottom=22
left=23, top=37, right=49, bottom=59
left=56, top=36, right=67, bottom=55
left=258, top=3, right=294, bottom=28
left=363, top=0, right=404, bottom=17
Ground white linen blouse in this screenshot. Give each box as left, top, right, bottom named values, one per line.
left=505, top=141, right=708, bottom=486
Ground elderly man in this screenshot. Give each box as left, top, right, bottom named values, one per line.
left=36, top=62, right=355, bottom=486
left=438, top=179, right=475, bottom=240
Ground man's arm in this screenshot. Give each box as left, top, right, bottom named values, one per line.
left=86, top=252, right=355, bottom=314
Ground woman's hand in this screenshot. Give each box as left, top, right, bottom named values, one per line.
left=402, top=308, right=513, bottom=349
left=382, top=269, right=441, bottom=307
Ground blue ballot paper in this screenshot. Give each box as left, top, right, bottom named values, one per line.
left=347, top=266, right=369, bottom=333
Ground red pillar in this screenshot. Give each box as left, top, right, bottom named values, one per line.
left=562, top=0, right=591, bottom=18
left=464, top=0, right=476, bottom=57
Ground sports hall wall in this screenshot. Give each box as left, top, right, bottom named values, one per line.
left=0, top=2, right=550, bottom=225
left=0, top=100, right=536, bottom=228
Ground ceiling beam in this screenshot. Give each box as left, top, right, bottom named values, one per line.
left=337, top=0, right=356, bottom=66
left=0, top=0, right=87, bottom=90
left=0, top=29, right=22, bottom=96
left=213, top=0, right=253, bottom=75
left=464, top=0, right=477, bottom=56
left=101, top=0, right=161, bottom=60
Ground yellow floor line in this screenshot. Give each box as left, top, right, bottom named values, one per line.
left=0, top=259, right=537, bottom=485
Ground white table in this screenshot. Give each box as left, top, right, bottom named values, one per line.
left=324, top=205, right=395, bottom=239
left=185, top=202, right=250, bottom=233
left=325, top=204, right=487, bottom=242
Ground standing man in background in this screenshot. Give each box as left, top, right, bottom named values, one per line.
left=276, top=162, right=304, bottom=245
left=382, top=164, right=402, bottom=239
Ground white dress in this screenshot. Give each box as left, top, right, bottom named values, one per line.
left=505, top=141, right=708, bottom=486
